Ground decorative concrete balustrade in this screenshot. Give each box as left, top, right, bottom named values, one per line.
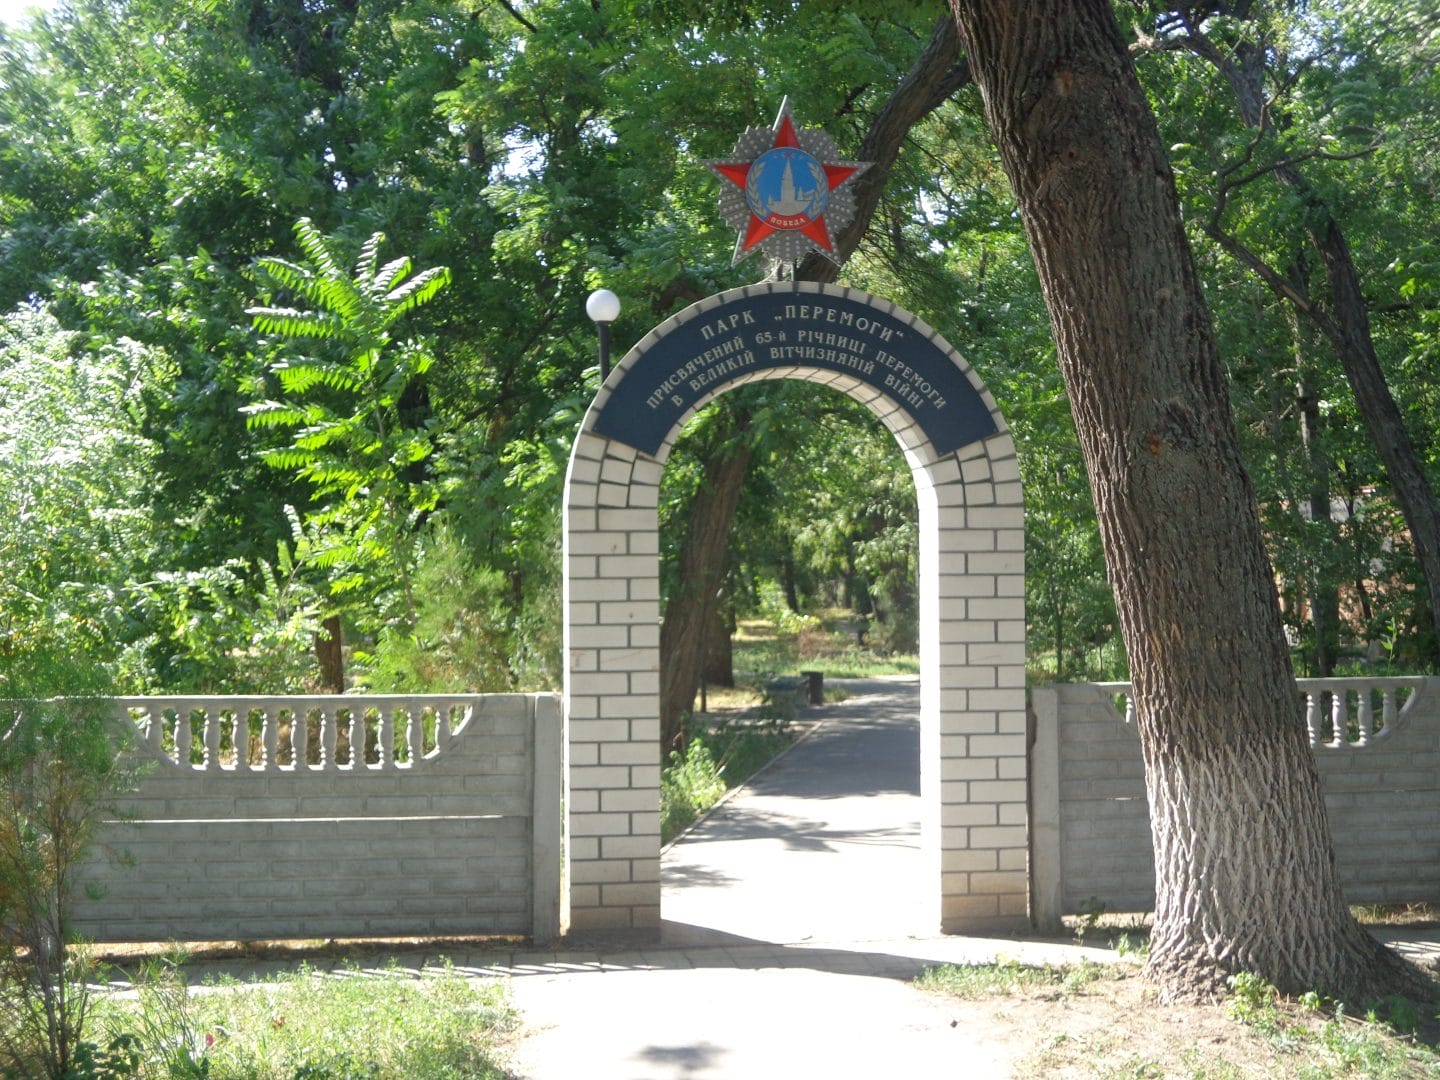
left=1297, top=679, right=1425, bottom=748
left=119, top=694, right=481, bottom=771
left=1030, top=677, right=1440, bottom=931
left=1098, top=678, right=1426, bottom=749
left=75, top=693, right=562, bottom=945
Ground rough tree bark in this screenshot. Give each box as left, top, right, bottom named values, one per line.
left=659, top=427, right=752, bottom=753
left=656, top=14, right=973, bottom=746
left=315, top=614, right=344, bottom=693
left=948, top=0, right=1424, bottom=1000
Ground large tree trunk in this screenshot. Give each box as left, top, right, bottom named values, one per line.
left=701, top=595, right=735, bottom=689
left=315, top=614, right=344, bottom=693
left=659, top=433, right=752, bottom=753
left=948, top=0, right=1421, bottom=1000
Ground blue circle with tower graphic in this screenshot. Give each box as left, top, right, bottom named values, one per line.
left=745, top=148, right=829, bottom=227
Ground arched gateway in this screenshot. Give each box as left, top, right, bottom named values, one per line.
left=562, top=280, right=1026, bottom=935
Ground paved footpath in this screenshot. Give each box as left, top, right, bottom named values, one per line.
left=504, top=678, right=1115, bottom=1079
left=131, top=678, right=1440, bottom=1078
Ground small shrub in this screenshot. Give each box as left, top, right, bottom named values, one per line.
left=116, top=956, right=215, bottom=1078
left=0, top=643, right=141, bottom=1079
left=1074, top=897, right=1107, bottom=942
left=59, top=1033, right=142, bottom=1079
left=1112, top=932, right=1149, bottom=960
left=1226, top=972, right=1281, bottom=1032
left=660, top=739, right=727, bottom=844
left=756, top=582, right=820, bottom=637
left=1368, top=994, right=1420, bottom=1035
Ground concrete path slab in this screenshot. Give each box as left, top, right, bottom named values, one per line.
left=506, top=963, right=1015, bottom=1079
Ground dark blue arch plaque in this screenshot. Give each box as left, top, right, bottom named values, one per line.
left=591, top=284, right=998, bottom=458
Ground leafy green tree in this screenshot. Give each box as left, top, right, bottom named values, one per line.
left=1140, top=0, right=1440, bottom=668
left=245, top=219, right=451, bottom=683
left=3, top=0, right=1432, bottom=714
left=129, top=538, right=326, bottom=694
left=0, top=305, right=157, bottom=680
left=360, top=522, right=516, bottom=693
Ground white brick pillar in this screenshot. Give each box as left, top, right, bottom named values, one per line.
left=562, top=433, right=665, bottom=932
left=561, top=282, right=1028, bottom=936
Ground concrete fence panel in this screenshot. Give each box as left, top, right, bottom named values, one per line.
left=71, top=693, right=563, bottom=944
left=1030, top=678, right=1440, bottom=931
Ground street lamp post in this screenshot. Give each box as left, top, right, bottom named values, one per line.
left=585, top=288, right=622, bottom=382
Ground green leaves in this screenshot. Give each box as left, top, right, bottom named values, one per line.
left=245, top=218, right=451, bottom=638
left=248, top=306, right=349, bottom=342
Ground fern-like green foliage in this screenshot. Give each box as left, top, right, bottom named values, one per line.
left=244, top=218, right=452, bottom=632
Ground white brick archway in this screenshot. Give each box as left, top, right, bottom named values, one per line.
left=561, top=281, right=1026, bottom=935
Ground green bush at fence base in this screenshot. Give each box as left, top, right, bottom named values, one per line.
left=660, top=706, right=796, bottom=845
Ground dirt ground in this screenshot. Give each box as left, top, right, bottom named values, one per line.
left=931, top=960, right=1440, bottom=1078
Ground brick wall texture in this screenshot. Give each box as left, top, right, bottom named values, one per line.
left=565, top=281, right=1028, bottom=934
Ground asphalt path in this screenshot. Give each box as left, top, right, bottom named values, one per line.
left=659, top=676, right=931, bottom=946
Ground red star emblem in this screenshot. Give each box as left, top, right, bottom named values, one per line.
left=706, top=99, right=871, bottom=267
left=710, top=114, right=860, bottom=255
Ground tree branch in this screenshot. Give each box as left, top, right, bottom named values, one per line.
left=796, top=14, right=972, bottom=283
left=834, top=82, right=871, bottom=118
left=495, top=0, right=537, bottom=33
left=1203, top=129, right=1332, bottom=329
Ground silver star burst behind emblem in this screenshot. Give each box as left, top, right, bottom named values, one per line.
left=707, top=98, right=871, bottom=269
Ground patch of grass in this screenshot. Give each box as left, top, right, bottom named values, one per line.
left=706, top=717, right=794, bottom=783
left=92, top=959, right=515, bottom=1079
left=661, top=738, right=728, bottom=844
left=732, top=611, right=919, bottom=680
left=1064, top=907, right=1154, bottom=950
left=661, top=710, right=797, bottom=844
left=1096, top=1054, right=1165, bottom=1079
left=1225, top=972, right=1440, bottom=1078
left=1350, top=902, right=1440, bottom=927
left=915, top=957, right=1112, bottom=999
left=734, top=638, right=919, bottom=679
left=1176, top=1045, right=1247, bottom=1079
left=923, top=957, right=1440, bottom=1079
